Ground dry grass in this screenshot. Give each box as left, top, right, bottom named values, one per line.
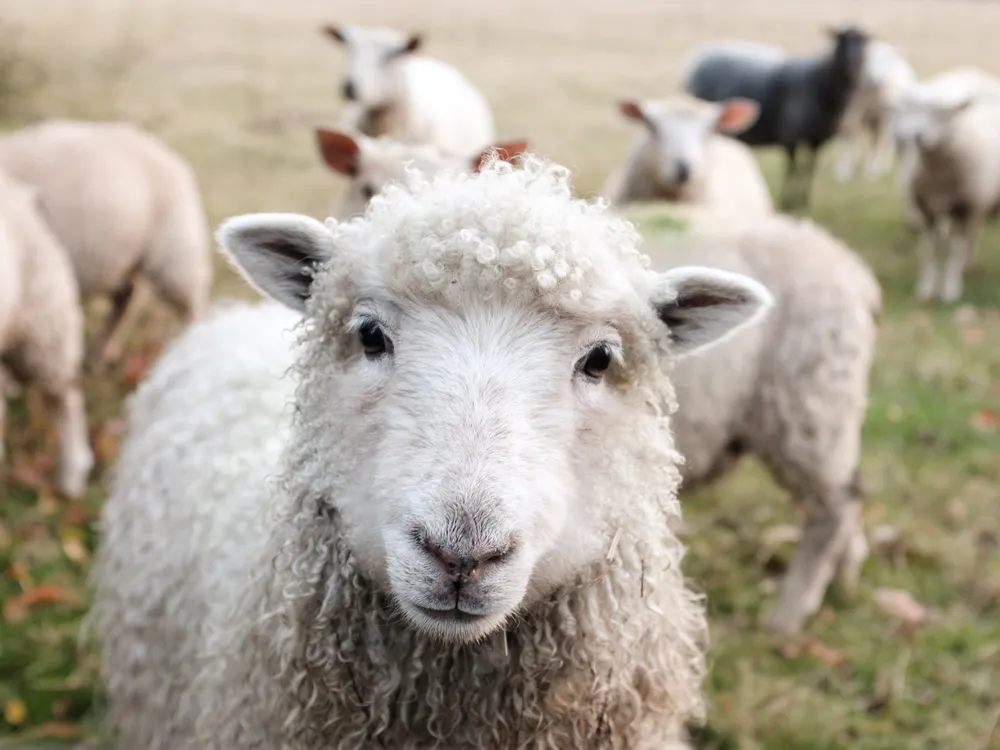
left=0, top=0, right=999, bottom=747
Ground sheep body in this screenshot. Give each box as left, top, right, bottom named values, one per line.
left=626, top=205, right=880, bottom=633
left=326, top=25, right=495, bottom=156
left=683, top=28, right=869, bottom=209
left=602, top=95, right=773, bottom=216
left=94, top=156, right=776, bottom=749
left=834, top=40, right=917, bottom=182
left=0, top=171, right=93, bottom=498
left=892, top=67, right=1000, bottom=302
left=0, top=119, right=212, bottom=363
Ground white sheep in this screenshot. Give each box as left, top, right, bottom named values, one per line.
left=833, top=40, right=917, bottom=183
left=321, top=25, right=496, bottom=156
left=625, top=204, right=881, bottom=634
left=891, top=67, right=1000, bottom=302
left=0, top=172, right=93, bottom=499
left=602, top=95, right=773, bottom=216
left=314, top=126, right=528, bottom=218
left=0, top=119, right=212, bottom=366
left=92, top=155, right=775, bottom=749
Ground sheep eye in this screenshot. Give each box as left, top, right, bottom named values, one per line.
left=358, top=320, right=389, bottom=357
left=361, top=184, right=376, bottom=201
left=578, top=344, right=613, bottom=380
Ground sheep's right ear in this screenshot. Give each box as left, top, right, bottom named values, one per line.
left=316, top=128, right=361, bottom=176
left=217, top=213, right=336, bottom=313
left=322, top=25, right=348, bottom=44
left=472, top=140, right=529, bottom=172
left=618, top=99, right=648, bottom=124
left=650, top=266, right=773, bottom=359
left=715, top=98, right=760, bottom=135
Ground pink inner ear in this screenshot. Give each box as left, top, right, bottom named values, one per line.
left=618, top=100, right=645, bottom=122
left=716, top=100, right=759, bottom=133
left=315, top=129, right=360, bottom=176
left=472, top=140, right=530, bottom=172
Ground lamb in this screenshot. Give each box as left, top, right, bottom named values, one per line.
left=683, top=26, right=870, bottom=210
left=833, top=40, right=917, bottom=183
left=623, top=204, right=881, bottom=634
left=891, top=67, right=1000, bottom=302
left=314, top=126, right=528, bottom=218
left=321, top=24, right=496, bottom=156
left=0, top=119, right=212, bottom=366
left=91, top=154, right=775, bottom=749
left=601, top=95, right=773, bottom=216
left=0, top=171, right=93, bottom=499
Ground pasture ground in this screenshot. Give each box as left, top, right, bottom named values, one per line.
left=0, top=0, right=998, bottom=747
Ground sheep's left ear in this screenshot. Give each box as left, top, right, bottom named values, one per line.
left=472, top=140, right=529, bottom=172
left=650, top=266, right=773, bottom=358
left=400, top=33, right=422, bottom=55
left=217, top=213, right=336, bottom=313
left=715, top=98, right=760, bottom=135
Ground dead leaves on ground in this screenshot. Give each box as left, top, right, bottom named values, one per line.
left=2, top=584, right=80, bottom=625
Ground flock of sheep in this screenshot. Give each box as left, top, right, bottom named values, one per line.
left=0, top=15, right=995, bottom=750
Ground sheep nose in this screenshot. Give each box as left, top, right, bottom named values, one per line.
left=342, top=80, right=357, bottom=101
left=675, top=161, right=691, bottom=184
left=420, top=536, right=516, bottom=582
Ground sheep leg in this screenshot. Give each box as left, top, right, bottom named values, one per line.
left=47, top=383, right=94, bottom=500
left=866, top=120, right=894, bottom=180
left=940, top=217, right=976, bottom=304
left=88, top=279, right=136, bottom=368
left=779, top=146, right=799, bottom=211
left=769, top=492, right=857, bottom=635
left=796, top=146, right=820, bottom=208
left=833, top=135, right=859, bottom=183
left=915, top=217, right=947, bottom=302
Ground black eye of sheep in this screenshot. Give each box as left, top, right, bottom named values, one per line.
left=361, top=184, right=377, bottom=201
left=578, top=344, right=613, bottom=380
left=358, top=320, right=390, bottom=357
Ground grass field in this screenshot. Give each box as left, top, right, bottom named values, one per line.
left=0, top=0, right=998, bottom=747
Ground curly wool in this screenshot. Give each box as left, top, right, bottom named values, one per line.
left=96, top=156, right=709, bottom=750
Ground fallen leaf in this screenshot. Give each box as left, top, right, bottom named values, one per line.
left=62, top=504, right=93, bottom=526
left=2, top=584, right=77, bottom=623
left=21, top=721, right=81, bottom=740
left=59, top=525, right=89, bottom=564
left=873, top=588, right=927, bottom=627
left=3, top=698, right=27, bottom=726
left=804, top=637, right=849, bottom=669
left=970, top=410, right=998, bottom=434
left=122, top=352, right=154, bottom=387
left=7, top=461, right=49, bottom=491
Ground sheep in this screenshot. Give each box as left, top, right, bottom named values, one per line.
left=833, top=40, right=917, bottom=183
left=92, top=154, right=775, bottom=750
left=890, top=67, right=1000, bottom=303
left=314, top=126, right=528, bottom=218
left=683, top=26, right=870, bottom=210
left=321, top=24, right=496, bottom=156
left=0, top=119, right=212, bottom=367
left=622, top=203, right=881, bottom=634
left=601, top=95, right=773, bottom=216
left=0, top=172, right=93, bottom=499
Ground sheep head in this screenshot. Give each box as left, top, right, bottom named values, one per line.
left=618, top=95, right=759, bottom=195
left=218, top=155, right=772, bottom=645
left=322, top=24, right=422, bottom=108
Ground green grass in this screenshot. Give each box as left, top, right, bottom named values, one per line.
left=1, top=18, right=1000, bottom=750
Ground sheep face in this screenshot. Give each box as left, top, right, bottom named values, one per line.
left=218, top=159, right=772, bottom=644
left=891, top=93, right=973, bottom=152
left=618, top=97, right=759, bottom=193
left=314, top=128, right=529, bottom=219
left=827, top=25, right=870, bottom=89
left=322, top=25, right=420, bottom=110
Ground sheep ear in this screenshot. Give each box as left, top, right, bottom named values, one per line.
left=472, top=140, right=529, bottom=172
left=322, top=25, right=348, bottom=43
left=651, top=266, right=773, bottom=358
left=715, top=98, right=760, bottom=135
left=316, top=128, right=361, bottom=176
left=401, top=33, right=422, bottom=54
left=217, top=213, right=336, bottom=313
left=618, top=99, right=647, bottom=123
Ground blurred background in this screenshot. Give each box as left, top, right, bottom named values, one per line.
left=0, top=0, right=997, bottom=748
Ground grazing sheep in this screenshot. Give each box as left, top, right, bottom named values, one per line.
left=314, top=127, right=528, bottom=218
left=321, top=24, right=496, bottom=156
left=0, top=172, right=93, bottom=499
left=0, top=119, right=212, bottom=366
left=92, top=155, right=775, bottom=749
left=891, top=68, right=1000, bottom=303
left=601, top=95, right=773, bottom=215
left=683, top=26, right=870, bottom=210
left=625, top=205, right=881, bottom=635
left=833, top=40, right=917, bottom=183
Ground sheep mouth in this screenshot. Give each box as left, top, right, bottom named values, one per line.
left=412, top=604, right=488, bottom=624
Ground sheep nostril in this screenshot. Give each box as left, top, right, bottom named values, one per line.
left=676, top=161, right=691, bottom=184
left=342, top=80, right=356, bottom=101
